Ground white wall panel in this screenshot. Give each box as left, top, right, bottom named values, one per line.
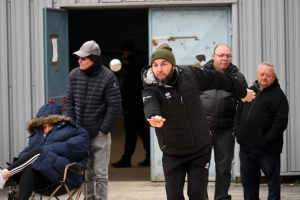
left=0, top=0, right=53, bottom=168
left=262, top=0, right=286, bottom=91
left=285, top=0, right=300, bottom=172
left=9, top=0, right=36, bottom=157
left=102, top=0, right=122, bottom=2
left=56, top=0, right=76, bottom=4
left=0, top=0, right=11, bottom=169
left=79, top=0, right=99, bottom=3
left=31, top=0, right=53, bottom=115
left=55, top=0, right=238, bottom=7
left=238, top=0, right=262, bottom=85
left=261, top=0, right=288, bottom=173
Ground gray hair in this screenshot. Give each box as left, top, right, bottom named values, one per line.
left=257, top=62, right=276, bottom=74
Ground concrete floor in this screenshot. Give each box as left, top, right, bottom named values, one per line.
left=2, top=181, right=299, bottom=199
left=109, top=114, right=151, bottom=182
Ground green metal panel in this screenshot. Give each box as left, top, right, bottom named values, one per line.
left=43, top=8, right=69, bottom=115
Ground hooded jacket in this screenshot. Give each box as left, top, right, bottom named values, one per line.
left=67, top=59, right=122, bottom=139
left=234, top=79, right=289, bottom=155
left=200, top=60, right=248, bottom=131
left=16, top=103, right=90, bottom=187
left=141, top=65, right=247, bottom=155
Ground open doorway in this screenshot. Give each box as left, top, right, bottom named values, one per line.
left=68, top=8, right=150, bottom=181
left=68, top=8, right=148, bottom=71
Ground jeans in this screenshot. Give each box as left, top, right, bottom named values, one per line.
left=86, top=133, right=111, bottom=200
left=162, top=144, right=212, bottom=200
left=239, top=150, right=281, bottom=200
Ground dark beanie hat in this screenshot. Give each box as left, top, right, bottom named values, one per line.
left=150, top=43, right=176, bottom=66
left=87, top=54, right=100, bottom=63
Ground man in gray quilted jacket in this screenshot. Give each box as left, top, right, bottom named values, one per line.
left=67, top=40, right=122, bottom=200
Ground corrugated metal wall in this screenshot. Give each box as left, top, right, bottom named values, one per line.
left=238, top=0, right=286, bottom=87
left=1, top=0, right=299, bottom=175
left=0, top=0, right=53, bottom=168
left=0, top=0, right=10, bottom=169
left=235, top=0, right=300, bottom=175
left=285, top=0, right=300, bottom=172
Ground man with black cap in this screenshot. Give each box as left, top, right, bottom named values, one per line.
left=111, top=40, right=150, bottom=168
left=141, top=43, right=256, bottom=200
left=67, top=40, right=122, bottom=200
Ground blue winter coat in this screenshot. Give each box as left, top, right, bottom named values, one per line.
left=16, top=103, right=90, bottom=188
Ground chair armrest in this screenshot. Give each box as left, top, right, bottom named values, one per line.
left=66, top=163, right=88, bottom=174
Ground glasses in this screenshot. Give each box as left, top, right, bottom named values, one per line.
left=258, top=73, right=273, bottom=79
left=214, top=53, right=232, bottom=59
left=77, top=56, right=87, bottom=61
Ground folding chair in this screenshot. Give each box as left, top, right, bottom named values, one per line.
left=4, top=162, right=87, bottom=200
left=5, top=178, right=19, bottom=200
left=30, top=163, right=88, bottom=200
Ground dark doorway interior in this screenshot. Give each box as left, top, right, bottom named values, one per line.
left=68, top=8, right=150, bottom=181
left=68, top=8, right=149, bottom=72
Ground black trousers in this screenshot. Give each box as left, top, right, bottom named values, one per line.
left=211, top=128, right=235, bottom=200
left=240, top=151, right=281, bottom=200
left=122, top=108, right=150, bottom=162
left=8, top=147, right=52, bottom=200
left=162, top=144, right=212, bottom=200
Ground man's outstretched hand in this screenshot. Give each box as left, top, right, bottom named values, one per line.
left=241, top=88, right=256, bottom=102
left=147, top=115, right=166, bottom=128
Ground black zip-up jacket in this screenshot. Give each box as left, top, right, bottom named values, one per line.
left=234, top=79, right=289, bottom=155
left=67, top=63, right=122, bottom=139
left=141, top=65, right=248, bottom=155
left=200, top=60, right=248, bottom=131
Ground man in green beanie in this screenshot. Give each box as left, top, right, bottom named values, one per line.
left=141, top=43, right=255, bottom=200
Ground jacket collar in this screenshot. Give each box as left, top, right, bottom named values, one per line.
left=203, top=59, right=238, bottom=75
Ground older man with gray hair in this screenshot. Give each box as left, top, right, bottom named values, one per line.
left=234, top=62, right=289, bottom=200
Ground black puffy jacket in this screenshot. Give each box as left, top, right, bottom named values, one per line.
left=67, top=63, right=122, bottom=139
left=142, top=65, right=247, bottom=155
left=200, top=60, right=248, bottom=131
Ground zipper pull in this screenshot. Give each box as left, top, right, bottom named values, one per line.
left=181, top=96, right=183, bottom=104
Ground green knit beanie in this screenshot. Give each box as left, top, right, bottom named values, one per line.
left=150, top=43, right=176, bottom=66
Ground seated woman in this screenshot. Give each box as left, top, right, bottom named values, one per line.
left=0, top=103, right=90, bottom=200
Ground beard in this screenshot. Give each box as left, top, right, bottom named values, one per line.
left=155, top=69, right=174, bottom=86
